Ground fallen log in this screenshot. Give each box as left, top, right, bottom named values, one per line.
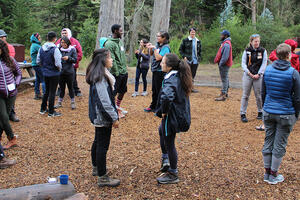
left=0, top=182, right=76, bottom=200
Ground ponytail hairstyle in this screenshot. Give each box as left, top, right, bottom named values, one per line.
left=248, top=34, right=260, bottom=48
left=159, top=31, right=170, bottom=44
left=86, top=48, right=110, bottom=85
left=0, top=40, right=15, bottom=71
left=164, top=53, right=193, bottom=96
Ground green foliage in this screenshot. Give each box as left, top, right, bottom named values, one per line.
left=77, top=17, right=97, bottom=57
left=169, top=36, right=184, bottom=58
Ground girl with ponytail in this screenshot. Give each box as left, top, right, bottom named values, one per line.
left=155, top=53, right=192, bottom=184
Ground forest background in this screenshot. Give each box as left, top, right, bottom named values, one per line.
left=0, top=0, right=300, bottom=67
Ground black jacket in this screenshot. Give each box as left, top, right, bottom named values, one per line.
left=179, top=37, right=201, bottom=62
left=60, top=47, right=77, bottom=75
left=135, top=50, right=150, bottom=69
left=156, top=71, right=191, bottom=134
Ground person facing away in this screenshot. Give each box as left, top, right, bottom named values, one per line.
left=30, top=33, right=45, bottom=100
left=37, top=31, right=62, bottom=117
left=261, top=43, right=300, bottom=185
left=214, top=30, right=233, bottom=101
left=132, top=38, right=150, bottom=97
left=86, top=48, right=120, bottom=187
left=104, top=24, right=128, bottom=118
left=144, top=31, right=171, bottom=112
left=269, top=39, right=299, bottom=72
left=56, top=28, right=83, bottom=97
left=0, top=40, right=21, bottom=150
left=55, top=36, right=77, bottom=110
left=240, top=34, right=267, bottom=123
left=0, top=29, right=19, bottom=122
left=179, top=27, right=202, bottom=93
left=155, top=53, right=192, bottom=184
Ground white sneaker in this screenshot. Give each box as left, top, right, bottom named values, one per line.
left=116, top=106, right=128, bottom=115
left=132, top=91, right=139, bottom=97
left=141, top=91, right=148, bottom=96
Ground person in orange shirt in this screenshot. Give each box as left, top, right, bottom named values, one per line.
left=0, top=30, right=19, bottom=122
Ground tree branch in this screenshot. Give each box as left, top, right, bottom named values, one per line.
left=233, top=0, right=252, bottom=10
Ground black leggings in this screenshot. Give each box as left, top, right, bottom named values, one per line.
left=41, top=76, right=60, bottom=114
left=59, top=73, right=74, bottom=99
left=91, top=126, right=112, bottom=177
left=150, top=71, right=165, bottom=110
left=159, top=118, right=177, bottom=170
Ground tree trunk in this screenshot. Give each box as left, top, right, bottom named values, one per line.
left=95, top=0, right=124, bottom=49
left=251, top=0, right=256, bottom=27
left=150, top=0, right=172, bottom=44
left=128, top=0, right=145, bottom=63
left=263, top=0, right=267, bottom=12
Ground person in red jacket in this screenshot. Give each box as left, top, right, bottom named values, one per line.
left=269, top=39, right=299, bottom=72
left=56, top=28, right=83, bottom=96
left=214, top=30, right=233, bottom=101
left=0, top=29, right=19, bottom=123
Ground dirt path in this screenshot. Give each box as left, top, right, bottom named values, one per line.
left=1, top=75, right=300, bottom=200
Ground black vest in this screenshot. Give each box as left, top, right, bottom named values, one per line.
left=151, top=43, right=170, bottom=72
left=245, top=46, right=265, bottom=75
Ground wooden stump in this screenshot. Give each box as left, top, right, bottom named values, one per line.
left=0, top=182, right=76, bottom=200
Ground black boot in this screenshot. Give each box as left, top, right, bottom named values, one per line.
left=241, top=114, right=248, bottom=123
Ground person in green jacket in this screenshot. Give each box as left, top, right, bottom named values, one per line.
left=105, top=24, right=128, bottom=118
left=30, top=33, right=45, bottom=100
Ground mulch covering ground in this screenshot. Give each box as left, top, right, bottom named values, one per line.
left=1, top=75, right=300, bottom=200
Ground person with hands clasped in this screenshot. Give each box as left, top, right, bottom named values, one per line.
left=86, top=48, right=120, bottom=187
left=155, top=53, right=192, bottom=184
left=144, top=31, right=171, bottom=112
left=132, top=39, right=150, bottom=97
left=240, top=34, right=267, bottom=123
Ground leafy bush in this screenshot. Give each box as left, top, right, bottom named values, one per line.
left=169, top=36, right=184, bottom=58
left=77, top=17, right=97, bottom=57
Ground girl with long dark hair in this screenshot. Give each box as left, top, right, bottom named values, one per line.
left=0, top=40, right=21, bottom=149
left=87, top=48, right=120, bottom=187
left=155, top=53, right=193, bottom=184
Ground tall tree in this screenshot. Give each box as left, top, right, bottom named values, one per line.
left=150, top=0, right=171, bottom=44
left=96, top=0, right=124, bottom=49
left=233, top=0, right=257, bottom=26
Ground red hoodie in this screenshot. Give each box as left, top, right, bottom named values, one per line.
left=269, top=39, right=299, bottom=72
left=6, top=42, right=15, bottom=58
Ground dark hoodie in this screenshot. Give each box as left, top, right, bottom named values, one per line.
left=262, top=60, right=300, bottom=116
left=59, top=46, right=77, bottom=75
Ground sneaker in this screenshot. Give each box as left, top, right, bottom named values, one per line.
left=241, top=114, right=248, bottom=123
left=76, top=92, right=82, bottom=97
left=40, top=109, right=48, bottom=115
left=268, top=174, right=284, bottom=185
left=54, top=102, right=62, bottom=109
left=118, top=109, right=125, bottom=118
left=144, top=107, right=153, bottom=113
left=3, top=136, right=18, bottom=150
left=132, top=91, right=139, bottom=97
left=48, top=111, right=62, bottom=117
left=160, top=157, right=170, bottom=172
left=71, top=102, right=76, bottom=110
left=141, top=91, right=148, bottom=96
left=156, top=171, right=179, bottom=184
left=263, top=173, right=269, bottom=182
left=257, top=112, right=263, bottom=120
left=9, top=113, right=19, bottom=122
left=34, top=94, right=42, bottom=100
left=117, top=106, right=128, bottom=115
left=92, top=166, right=98, bottom=176
left=98, top=174, right=120, bottom=187
left=0, top=157, right=17, bottom=169
left=192, top=89, right=199, bottom=93
left=215, top=93, right=227, bottom=101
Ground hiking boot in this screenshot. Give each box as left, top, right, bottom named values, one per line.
left=9, top=113, right=19, bottom=122
left=0, top=157, right=16, bottom=169
left=264, top=173, right=269, bottom=183
left=132, top=91, right=139, bottom=97
left=92, top=166, right=98, bottom=176
left=144, top=107, right=153, bottom=113
left=71, top=102, right=76, bottom=110
left=160, top=157, right=170, bottom=172
left=268, top=174, right=284, bottom=185
left=54, top=102, right=62, bottom=109
left=257, top=112, right=263, bottom=120
left=3, top=136, right=17, bottom=150
left=97, top=174, right=120, bottom=187
left=34, top=94, right=42, bottom=100
left=157, top=171, right=179, bottom=184
left=215, top=93, right=227, bottom=101
left=241, top=114, right=248, bottom=123
left=40, top=108, right=48, bottom=115
left=141, top=91, right=148, bottom=96
left=48, top=111, right=62, bottom=117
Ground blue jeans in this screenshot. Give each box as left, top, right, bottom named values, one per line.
left=33, top=66, right=45, bottom=95
left=218, top=65, right=230, bottom=94
left=135, top=67, right=148, bottom=92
